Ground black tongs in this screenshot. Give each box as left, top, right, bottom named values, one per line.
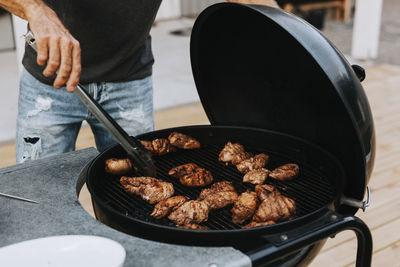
left=24, top=31, right=156, bottom=177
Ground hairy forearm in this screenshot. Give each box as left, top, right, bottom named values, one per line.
left=0, top=0, right=48, bottom=20
left=0, top=0, right=82, bottom=91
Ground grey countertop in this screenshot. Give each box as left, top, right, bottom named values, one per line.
left=0, top=148, right=251, bottom=267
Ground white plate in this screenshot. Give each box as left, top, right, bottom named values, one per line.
left=0, top=235, right=126, bottom=267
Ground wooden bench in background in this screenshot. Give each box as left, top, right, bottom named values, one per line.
left=281, top=0, right=353, bottom=22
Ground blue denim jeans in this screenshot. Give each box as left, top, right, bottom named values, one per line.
left=16, top=68, right=154, bottom=163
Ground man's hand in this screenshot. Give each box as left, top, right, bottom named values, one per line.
left=0, top=0, right=81, bottom=92
left=226, top=0, right=280, bottom=8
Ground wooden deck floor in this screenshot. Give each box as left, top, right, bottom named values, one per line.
left=1, top=64, right=399, bottom=266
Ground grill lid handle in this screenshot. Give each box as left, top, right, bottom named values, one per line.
left=352, top=65, right=366, bottom=82
left=340, top=185, right=371, bottom=211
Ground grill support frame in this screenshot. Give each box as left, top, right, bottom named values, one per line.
left=243, top=211, right=372, bottom=267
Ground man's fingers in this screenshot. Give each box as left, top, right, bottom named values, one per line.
left=36, top=37, right=49, bottom=66
left=53, top=38, right=73, bottom=89
left=66, top=41, right=81, bottom=92
left=43, top=37, right=61, bottom=80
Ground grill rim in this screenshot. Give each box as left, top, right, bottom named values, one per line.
left=86, top=125, right=346, bottom=242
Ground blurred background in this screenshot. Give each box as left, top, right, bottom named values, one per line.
left=0, top=0, right=390, bottom=146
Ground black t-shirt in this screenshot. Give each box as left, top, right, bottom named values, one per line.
left=23, top=0, right=162, bottom=85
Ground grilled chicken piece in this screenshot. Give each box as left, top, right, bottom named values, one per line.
left=198, top=181, right=236, bottom=201
left=140, top=140, right=154, bottom=153
left=179, top=168, right=213, bottom=187
left=201, top=191, right=238, bottom=210
left=150, top=196, right=189, bottom=219
left=169, top=163, right=213, bottom=187
left=253, top=193, right=296, bottom=222
left=120, top=176, right=174, bottom=204
left=243, top=168, right=270, bottom=185
left=168, top=200, right=209, bottom=225
left=270, top=163, right=300, bottom=180
left=168, top=132, right=201, bottom=149
left=236, top=153, right=269, bottom=174
left=242, top=220, right=275, bottom=229
left=168, top=163, right=199, bottom=178
left=176, top=224, right=208, bottom=230
left=231, top=190, right=259, bottom=224
left=255, top=184, right=279, bottom=201
left=105, top=158, right=133, bottom=175
left=151, top=138, right=177, bottom=155
left=218, top=142, right=252, bottom=165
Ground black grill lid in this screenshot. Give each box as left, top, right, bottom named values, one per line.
left=190, top=3, right=375, bottom=212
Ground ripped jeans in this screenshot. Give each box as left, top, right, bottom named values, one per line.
left=16, top=68, right=154, bottom=163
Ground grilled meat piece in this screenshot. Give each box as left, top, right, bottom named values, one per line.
left=231, top=151, right=253, bottom=165
left=179, top=168, right=213, bottom=187
left=253, top=193, right=296, bottom=222
left=168, top=132, right=201, bottom=149
left=243, top=168, right=270, bottom=185
left=150, top=196, right=189, bottom=219
left=218, top=142, right=252, bottom=165
left=255, top=184, right=279, bottom=201
left=140, top=140, right=154, bottom=153
left=168, top=163, right=199, bottom=178
left=176, top=224, right=208, bottom=230
left=169, top=163, right=213, bottom=187
left=120, top=176, right=174, bottom=204
left=198, top=181, right=236, bottom=201
left=270, top=163, right=300, bottom=180
left=168, top=200, right=209, bottom=225
left=202, top=191, right=238, bottom=210
left=151, top=138, right=177, bottom=155
left=242, top=220, right=275, bottom=229
left=105, top=158, right=133, bottom=175
left=231, top=190, right=259, bottom=224
left=236, top=153, right=269, bottom=174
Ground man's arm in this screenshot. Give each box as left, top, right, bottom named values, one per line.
left=0, top=0, right=80, bottom=91
left=226, top=0, right=280, bottom=8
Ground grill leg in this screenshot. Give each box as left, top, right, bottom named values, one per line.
left=248, top=211, right=372, bottom=266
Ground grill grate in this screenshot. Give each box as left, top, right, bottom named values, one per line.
left=93, top=143, right=336, bottom=230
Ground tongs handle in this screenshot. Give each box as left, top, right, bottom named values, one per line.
left=24, top=31, right=156, bottom=177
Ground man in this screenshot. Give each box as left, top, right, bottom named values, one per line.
left=0, top=0, right=278, bottom=163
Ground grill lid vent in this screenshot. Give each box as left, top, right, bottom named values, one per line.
left=190, top=3, right=375, bottom=213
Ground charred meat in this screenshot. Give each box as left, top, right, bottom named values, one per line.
left=255, top=184, right=279, bottom=201
left=105, top=158, right=133, bottom=175
left=243, top=168, right=270, bottom=185
left=168, top=163, right=200, bottom=178
left=168, top=132, right=201, bottom=149
left=169, top=163, right=213, bottom=187
left=236, top=153, right=269, bottom=174
left=140, top=140, right=154, bottom=153
left=168, top=200, right=209, bottom=225
left=120, top=176, right=174, bottom=204
left=253, top=193, right=296, bottom=222
left=201, top=191, right=238, bottom=211
left=270, top=163, right=300, bottom=180
left=218, top=142, right=252, bottom=165
left=242, top=220, right=275, bottom=229
left=150, top=196, right=189, bottom=219
left=198, top=181, right=236, bottom=201
left=151, top=138, right=177, bottom=155
left=231, top=190, right=259, bottom=224
left=179, top=169, right=213, bottom=187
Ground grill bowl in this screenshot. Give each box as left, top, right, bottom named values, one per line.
left=86, top=125, right=345, bottom=245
